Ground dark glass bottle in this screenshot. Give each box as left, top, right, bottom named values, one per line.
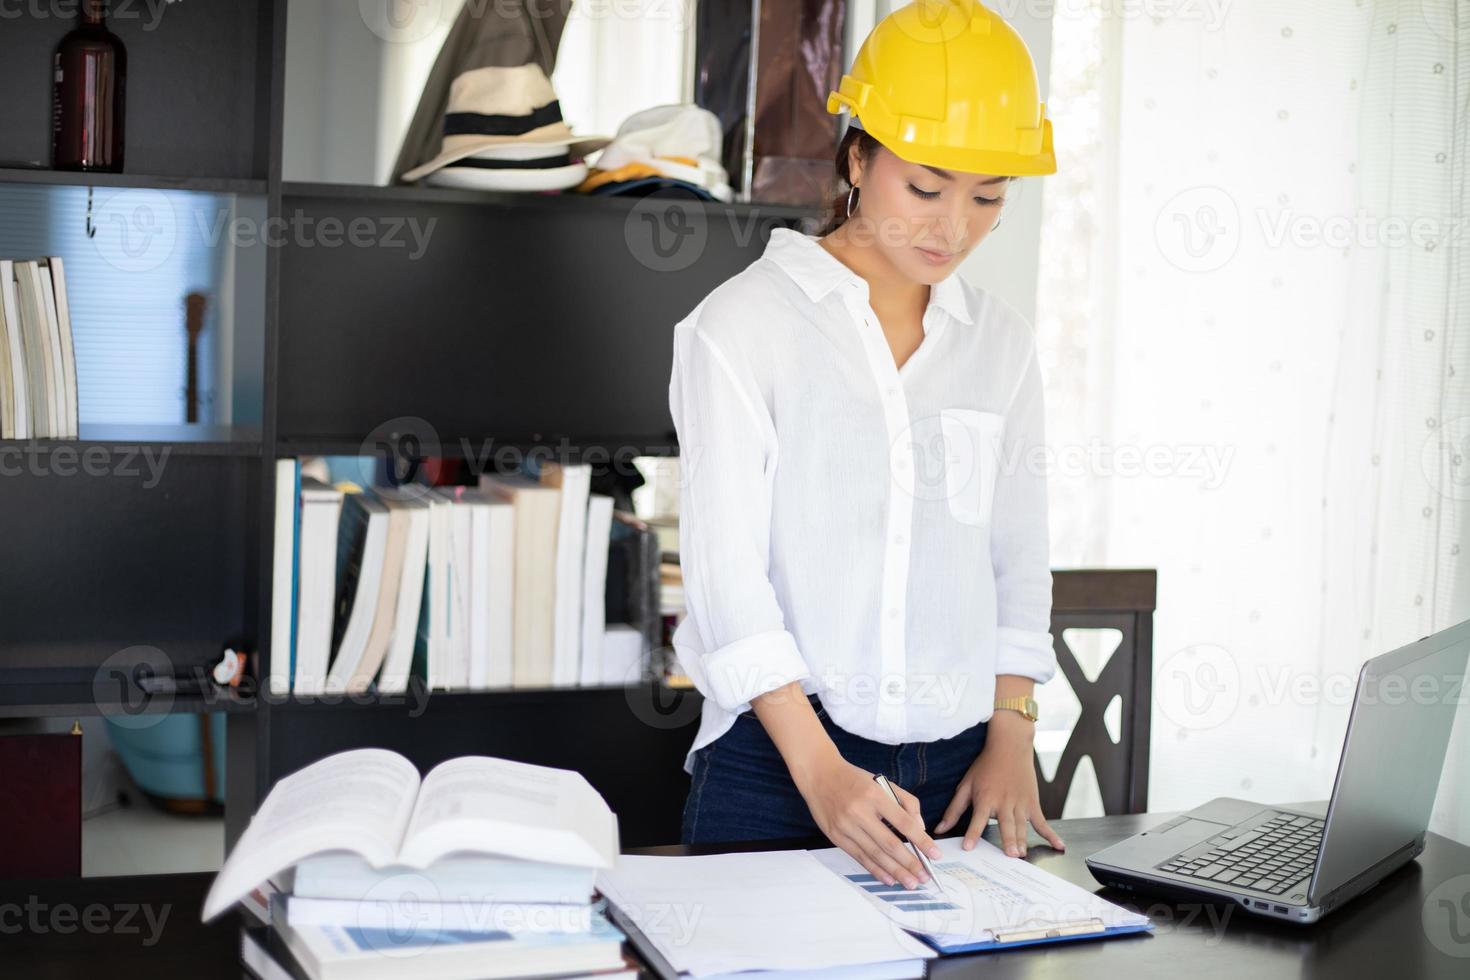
left=52, top=0, right=126, bottom=172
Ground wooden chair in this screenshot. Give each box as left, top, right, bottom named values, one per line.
left=1034, top=569, right=1157, bottom=817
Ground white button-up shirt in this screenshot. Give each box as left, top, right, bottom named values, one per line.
left=669, top=226, right=1056, bottom=774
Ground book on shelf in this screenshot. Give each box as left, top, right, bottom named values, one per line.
left=480, top=472, right=561, bottom=687
left=0, top=256, right=77, bottom=440
left=481, top=488, right=518, bottom=687
left=613, top=511, right=662, bottom=662
left=341, top=487, right=407, bottom=694
left=447, top=486, right=476, bottom=688
left=578, top=495, right=615, bottom=685
left=0, top=260, right=27, bottom=440
left=293, top=476, right=346, bottom=695
left=441, top=486, right=515, bottom=690
left=538, top=462, right=591, bottom=687
left=411, top=485, right=511, bottom=691
left=374, top=489, right=431, bottom=694
left=202, top=748, right=620, bottom=922
left=48, top=257, right=78, bottom=438
left=268, top=459, right=651, bottom=695
left=323, top=491, right=391, bottom=694
left=415, top=488, right=455, bottom=690
left=270, top=459, right=303, bottom=695
left=268, top=471, right=431, bottom=697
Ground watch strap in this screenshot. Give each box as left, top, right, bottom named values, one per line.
left=994, top=695, right=1038, bottom=722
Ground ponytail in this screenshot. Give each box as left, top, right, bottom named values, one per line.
left=816, top=125, right=881, bottom=237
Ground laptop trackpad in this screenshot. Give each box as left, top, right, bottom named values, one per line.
left=1123, top=816, right=1224, bottom=863
left=1162, top=817, right=1226, bottom=837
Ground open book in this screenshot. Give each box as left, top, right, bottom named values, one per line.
left=203, top=748, right=619, bottom=921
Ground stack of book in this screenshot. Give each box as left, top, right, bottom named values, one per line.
left=270, top=459, right=658, bottom=695
left=0, top=256, right=79, bottom=439
left=206, top=748, right=635, bottom=980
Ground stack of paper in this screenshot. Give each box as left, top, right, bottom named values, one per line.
left=595, top=851, right=936, bottom=980
left=811, top=836, right=1153, bottom=951
left=596, top=841, right=1153, bottom=978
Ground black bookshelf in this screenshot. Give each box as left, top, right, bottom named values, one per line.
left=0, top=423, right=264, bottom=457
left=0, top=1, right=274, bottom=180
left=0, top=0, right=822, bottom=852
left=0, top=167, right=268, bottom=195
left=0, top=682, right=255, bottom=720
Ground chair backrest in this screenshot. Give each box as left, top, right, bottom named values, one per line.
left=1033, top=569, right=1157, bottom=817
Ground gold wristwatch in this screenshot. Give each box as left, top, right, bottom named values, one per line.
left=994, top=696, right=1039, bottom=722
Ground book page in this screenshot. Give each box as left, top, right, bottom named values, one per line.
left=202, top=749, right=421, bottom=920
left=596, top=850, right=935, bottom=977
left=397, top=756, right=616, bottom=870
left=810, top=837, right=1150, bottom=944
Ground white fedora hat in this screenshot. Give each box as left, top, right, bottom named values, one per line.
left=424, top=141, right=592, bottom=192
left=401, top=63, right=609, bottom=185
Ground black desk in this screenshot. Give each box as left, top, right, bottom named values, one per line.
left=4, top=812, right=1468, bottom=978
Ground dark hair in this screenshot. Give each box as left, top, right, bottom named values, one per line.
left=816, top=127, right=1024, bottom=237
left=816, top=125, right=881, bottom=236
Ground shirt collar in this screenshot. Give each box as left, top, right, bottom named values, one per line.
left=762, top=226, right=975, bottom=328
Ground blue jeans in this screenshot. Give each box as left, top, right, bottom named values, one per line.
left=681, top=694, right=988, bottom=844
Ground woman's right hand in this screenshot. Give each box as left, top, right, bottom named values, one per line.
left=793, top=751, right=942, bottom=889
left=751, top=681, right=940, bottom=889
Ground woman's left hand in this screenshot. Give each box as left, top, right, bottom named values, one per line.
left=933, top=712, right=1065, bottom=857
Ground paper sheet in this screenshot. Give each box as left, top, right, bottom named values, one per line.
left=810, top=837, right=1151, bottom=944
left=595, top=850, right=936, bottom=978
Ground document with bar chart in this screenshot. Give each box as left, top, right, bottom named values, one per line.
left=810, top=837, right=1152, bottom=953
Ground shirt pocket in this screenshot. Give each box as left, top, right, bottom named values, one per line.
left=938, top=408, right=1005, bottom=528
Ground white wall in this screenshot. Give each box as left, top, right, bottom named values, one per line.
left=965, top=5, right=1052, bottom=328
left=845, top=1, right=1052, bottom=326
left=283, top=0, right=463, bottom=184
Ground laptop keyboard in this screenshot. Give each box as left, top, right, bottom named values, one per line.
left=1157, top=812, right=1324, bottom=895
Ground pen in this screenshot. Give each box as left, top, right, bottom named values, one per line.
left=872, top=772, right=940, bottom=889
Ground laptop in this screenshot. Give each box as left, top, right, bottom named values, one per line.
left=1086, top=617, right=1470, bottom=924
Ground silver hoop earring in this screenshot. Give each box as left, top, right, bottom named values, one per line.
left=846, top=185, right=859, bottom=218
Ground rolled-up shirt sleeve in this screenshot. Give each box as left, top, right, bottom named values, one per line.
left=989, top=333, right=1058, bottom=684
left=669, top=309, right=811, bottom=714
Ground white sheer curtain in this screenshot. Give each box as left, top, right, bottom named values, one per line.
left=1036, top=0, right=1468, bottom=842
left=554, top=0, right=692, bottom=137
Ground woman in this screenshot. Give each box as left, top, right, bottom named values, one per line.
left=668, top=0, right=1064, bottom=891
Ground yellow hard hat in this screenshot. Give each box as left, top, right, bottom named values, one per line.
left=827, top=0, right=1055, bottom=177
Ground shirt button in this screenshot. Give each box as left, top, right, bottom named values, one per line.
left=886, top=608, right=899, bottom=620
left=886, top=384, right=897, bottom=397
left=885, top=678, right=905, bottom=698
left=893, top=534, right=906, bottom=546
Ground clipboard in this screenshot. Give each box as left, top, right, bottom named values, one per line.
left=916, top=915, right=1153, bottom=954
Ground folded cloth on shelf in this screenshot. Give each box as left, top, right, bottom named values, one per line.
left=586, top=175, right=719, bottom=202
left=572, top=104, right=732, bottom=202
